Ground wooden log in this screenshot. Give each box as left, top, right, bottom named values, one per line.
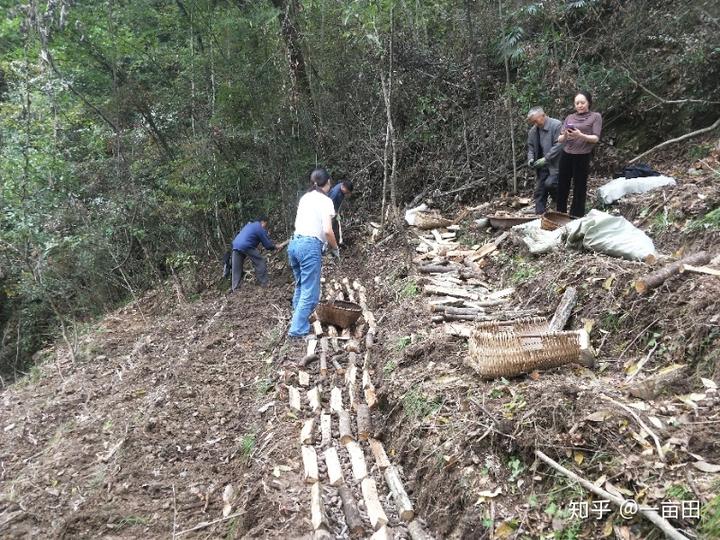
left=364, top=386, right=378, bottom=409
left=288, top=386, right=302, bottom=412
left=443, top=322, right=473, bottom=338
left=341, top=328, right=352, bottom=339
left=369, top=438, right=391, bottom=470
left=320, top=351, right=328, bottom=377
left=407, top=520, right=434, bottom=540
left=418, top=264, right=462, bottom=274
left=434, top=306, right=487, bottom=315
left=635, top=251, right=710, bottom=294
left=346, top=339, right=361, bottom=353
left=330, top=387, right=344, bottom=414
left=361, top=478, right=389, bottom=531
left=307, top=338, right=318, bottom=357
left=348, top=351, right=358, bottom=367
left=332, top=357, right=344, bottom=374
left=354, top=323, right=366, bottom=340
left=298, top=370, right=310, bottom=387
left=384, top=465, right=414, bottom=521
left=423, top=285, right=479, bottom=300
left=302, top=445, right=319, bottom=483
left=679, top=264, right=720, bottom=277
left=320, top=413, right=332, bottom=447
left=310, top=481, right=328, bottom=530
left=627, top=364, right=687, bottom=401
left=314, top=530, right=333, bottom=540
left=300, top=418, right=315, bottom=445
left=313, top=320, right=324, bottom=336
left=339, top=410, right=354, bottom=445
left=548, top=286, right=578, bottom=332
left=348, top=381, right=357, bottom=411
left=324, top=447, right=344, bottom=486
left=338, top=485, right=365, bottom=538
left=433, top=311, right=536, bottom=322
left=365, top=330, right=376, bottom=349
left=356, top=404, right=372, bottom=441
left=362, top=368, right=372, bottom=389
left=327, top=325, right=340, bottom=351
left=345, top=441, right=368, bottom=480
left=345, top=364, right=358, bottom=395
left=307, top=387, right=321, bottom=413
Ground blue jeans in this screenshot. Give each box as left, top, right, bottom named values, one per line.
left=288, top=236, right=323, bottom=337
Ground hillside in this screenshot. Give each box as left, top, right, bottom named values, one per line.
left=2, top=142, right=719, bottom=539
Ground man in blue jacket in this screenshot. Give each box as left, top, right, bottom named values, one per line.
left=230, top=215, right=278, bottom=292
left=327, top=180, right=353, bottom=245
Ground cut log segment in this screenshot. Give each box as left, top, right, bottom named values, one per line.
left=330, top=387, right=344, bottom=414
left=548, top=286, right=578, bottom=332
left=339, top=410, right=354, bottom=445
left=680, top=264, right=720, bottom=277
left=365, top=330, right=376, bottom=349
left=354, top=323, right=366, bottom=340
left=302, top=445, right=319, bottom=484
left=313, top=320, right=324, bottom=336
left=384, top=465, right=415, bottom=521
left=408, top=520, right=435, bottom=540
left=418, top=264, right=462, bottom=274
left=310, top=481, right=328, bottom=530
left=288, top=386, right=302, bottom=412
left=331, top=357, right=344, bottom=374
left=345, top=441, right=368, bottom=480
left=321, top=413, right=332, bottom=447
left=423, top=285, right=479, bottom=300
left=635, top=251, right=710, bottom=294
left=356, top=404, right=372, bottom=441
left=361, top=478, right=389, bottom=531
left=364, top=386, right=378, bottom=409
left=324, top=447, right=344, bottom=487
left=348, top=381, right=357, bottom=412
left=368, top=438, right=391, bottom=470
left=345, top=364, right=358, bottom=389
left=348, top=351, right=358, bottom=368
left=328, top=326, right=340, bottom=351
left=300, top=418, right=315, bottom=445
left=320, top=351, right=328, bottom=377
left=346, top=339, right=361, bottom=353
left=627, top=364, right=687, bottom=400
left=298, top=371, right=310, bottom=387
left=338, top=485, right=365, bottom=538
left=341, top=328, right=352, bottom=339
left=307, top=387, right=321, bottom=413
left=307, top=338, right=318, bottom=357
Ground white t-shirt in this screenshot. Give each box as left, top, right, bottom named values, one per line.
left=294, top=190, right=336, bottom=242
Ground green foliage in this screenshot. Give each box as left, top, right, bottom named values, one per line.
left=398, top=278, right=419, bottom=299
left=402, top=388, right=441, bottom=419
left=383, top=360, right=397, bottom=376
left=686, top=208, right=720, bottom=232
left=395, top=335, right=412, bottom=351
left=239, top=433, right=256, bottom=461
left=700, top=495, right=720, bottom=539
left=507, top=456, right=525, bottom=481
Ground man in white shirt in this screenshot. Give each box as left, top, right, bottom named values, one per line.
left=287, top=168, right=339, bottom=338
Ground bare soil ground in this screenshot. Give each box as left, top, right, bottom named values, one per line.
left=1, top=140, right=719, bottom=539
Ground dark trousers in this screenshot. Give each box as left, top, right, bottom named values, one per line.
left=557, top=151, right=591, bottom=217
left=231, top=248, right=268, bottom=291
left=533, top=168, right=558, bottom=215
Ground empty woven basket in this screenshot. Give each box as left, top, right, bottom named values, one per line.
left=473, top=316, right=549, bottom=335
left=467, top=329, right=583, bottom=379
left=315, top=301, right=362, bottom=329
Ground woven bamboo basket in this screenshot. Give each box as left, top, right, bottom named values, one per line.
left=487, top=214, right=538, bottom=229
left=413, top=211, right=453, bottom=230
left=473, top=316, right=549, bottom=335
left=541, top=211, right=574, bottom=231
left=467, top=329, right=582, bottom=379
left=315, top=300, right=362, bottom=329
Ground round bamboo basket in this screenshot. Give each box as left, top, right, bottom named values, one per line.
left=315, top=301, right=362, bottom=329
left=413, top=211, right=453, bottom=230
left=541, top=211, right=574, bottom=231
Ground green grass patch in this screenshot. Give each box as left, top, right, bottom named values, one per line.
left=402, top=388, right=441, bottom=418
left=240, top=433, right=256, bottom=461
left=398, top=278, right=419, bottom=298
left=395, top=335, right=412, bottom=351
left=686, top=207, right=720, bottom=232
left=383, top=360, right=397, bottom=376
left=700, top=494, right=720, bottom=538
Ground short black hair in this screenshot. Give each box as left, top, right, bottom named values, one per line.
left=576, top=91, right=593, bottom=108
left=258, top=214, right=269, bottom=223
left=344, top=180, right=354, bottom=192
left=310, top=167, right=331, bottom=188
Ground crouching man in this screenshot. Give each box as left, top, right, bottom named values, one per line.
left=230, top=215, right=280, bottom=292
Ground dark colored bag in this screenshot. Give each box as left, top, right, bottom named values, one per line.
left=614, top=163, right=661, bottom=179
left=222, top=250, right=232, bottom=278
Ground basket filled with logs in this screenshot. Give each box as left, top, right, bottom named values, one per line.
left=467, top=325, right=589, bottom=379
left=315, top=300, right=363, bottom=329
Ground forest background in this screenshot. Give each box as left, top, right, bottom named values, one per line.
left=1, top=0, right=718, bottom=380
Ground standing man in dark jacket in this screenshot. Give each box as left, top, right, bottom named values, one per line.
left=230, top=215, right=278, bottom=292
left=327, top=180, right=353, bottom=245
left=527, top=107, right=564, bottom=215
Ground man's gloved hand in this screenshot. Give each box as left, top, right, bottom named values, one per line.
left=533, top=157, right=547, bottom=169
left=527, top=158, right=535, bottom=168
left=330, top=247, right=340, bottom=260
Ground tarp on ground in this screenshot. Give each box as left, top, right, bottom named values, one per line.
left=565, top=209, right=656, bottom=261
left=596, top=175, right=677, bottom=205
